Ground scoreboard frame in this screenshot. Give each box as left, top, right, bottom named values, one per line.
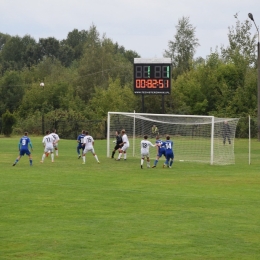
left=133, top=58, right=172, bottom=95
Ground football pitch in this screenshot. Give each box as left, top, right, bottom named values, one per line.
left=1, top=137, right=260, bottom=259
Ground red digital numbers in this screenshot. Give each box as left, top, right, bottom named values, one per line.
left=135, top=79, right=169, bottom=89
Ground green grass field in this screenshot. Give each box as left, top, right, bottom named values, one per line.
left=1, top=136, right=260, bottom=259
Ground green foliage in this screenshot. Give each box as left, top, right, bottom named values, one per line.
left=63, top=29, right=89, bottom=60
left=169, top=48, right=257, bottom=128
left=0, top=71, right=24, bottom=116
left=13, top=111, right=42, bottom=135
left=76, top=25, right=137, bottom=103
left=38, top=37, right=60, bottom=60
left=58, top=44, right=75, bottom=67
left=1, top=110, right=16, bottom=136
left=173, top=70, right=207, bottom=114
left=0, top=17, right=259, bottom=138
left=88, top=77, right=138, bottom=120
left=164, top=16, right=200, bottom=79
left=0, top=35, right=38, bottom=71
left=140, top=95, right=165, bottom=114
left=221, top=18, right=257, bottom=66
left=0, top=32, right=11, bottom=51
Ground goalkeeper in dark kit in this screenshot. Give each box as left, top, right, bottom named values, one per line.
left=111, top=130, right=123, bottom=158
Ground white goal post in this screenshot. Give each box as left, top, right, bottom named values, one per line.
left=107, top=112, right=239, bottom=165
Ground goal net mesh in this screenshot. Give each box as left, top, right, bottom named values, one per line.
left=107, top=112, right=239, bottom=165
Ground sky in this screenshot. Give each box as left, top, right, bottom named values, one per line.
left=0, top=0, right=259, bottom=59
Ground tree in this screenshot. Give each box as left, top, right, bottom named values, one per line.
left=32, top=57, right=66, bottom=84
left=63, top=29, right=88, bottom=60
left=0, top=35, right=38, bottom=71
left=221, top=18, right=257, bottom=67
left=76, top=25, right=136, bottom=103
left=114, top=42, right=140, bottom=63
left=0, top=36, right=24, bottom=71
left=2, top=110, right=16, bottom=136
left=164, top=16, right=200, bottom=79
left=0, top=71, right=24, bottom=116
left=38, top=37, right=60, bottom=60
left=0, top=33, right=11, bottom=51
left=173, top=71, right=208, bottom=115
left=87, top=78, right=138, bottom=120
left=217, top=17, right=258, bottom=118
left=58, top=44, right=75, bottom=67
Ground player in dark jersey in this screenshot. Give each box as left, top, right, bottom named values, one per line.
left=111, top=130, right=123, bottom=158
left=13, top=132, right=33, bottom=166
left=77, top=130, right=86, bottom=159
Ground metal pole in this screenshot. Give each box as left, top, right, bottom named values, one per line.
left=249, top=115, right=251, bottom=165
left=142, top=94, right=145, bottom=113
left=248, top=13, right=260, bottom=140
left=40, top=82, right=45, bottom=135
left=42, top=112, right=45, bottom=135
left=107, top=112, right=110, bottom=157
left=133, top=110, right=135, bottom=157
left=257, top=41, right=260, bottom=140
left=162, top=95, right=165, bottom=114
left=210, top=116, right=214, bottom=165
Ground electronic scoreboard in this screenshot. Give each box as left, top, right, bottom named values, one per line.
left=133, top=58, right=171, bottom=95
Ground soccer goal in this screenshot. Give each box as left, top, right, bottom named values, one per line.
left=107, top=112, right=239, bottom=165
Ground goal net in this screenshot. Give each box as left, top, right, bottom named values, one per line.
left=107, top=112, right=239, bottom=165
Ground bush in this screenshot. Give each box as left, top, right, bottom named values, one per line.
left=2, top=110, right=16, bottom=137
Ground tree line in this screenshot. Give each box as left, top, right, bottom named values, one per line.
left=0, top=17, right=258, bottom=138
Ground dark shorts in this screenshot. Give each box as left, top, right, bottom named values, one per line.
left=114, top=144, right=121, bottom=150
left=77, top=144, right=84, bottom=149
left=20, top=149, right=31, bottom=156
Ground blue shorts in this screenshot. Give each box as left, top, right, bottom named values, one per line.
left=165, top=152, right=174, bottom=160
left=157, top=150, right=166, bottom=158
left=77, top=144, right=84, bottom=149
left=20, top=149, right=31, bottom=156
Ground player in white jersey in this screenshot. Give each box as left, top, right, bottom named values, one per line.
left=82, top=131, right=100, bottom=164
left=140, top=135, right=156, bottom=169
left=41, top=130, right=56, bottom=163
left=116, top=129, right=129, bottom=161
left=51, top=129, right=60, bottom=156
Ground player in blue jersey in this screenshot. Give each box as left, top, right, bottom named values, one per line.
left=13, top=132, right=33, bottom=166
left=161, top=135, right=174, bottom=168
left=77, top=130, right=86, bottom=159
left=152, top=135, right=166, bottom=168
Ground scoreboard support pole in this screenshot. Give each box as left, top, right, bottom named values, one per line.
left=142, top=94, right=145, bottom=113
left=162, top=95, right=165, bottom=114
left=141, top=94, right=165, bottom=114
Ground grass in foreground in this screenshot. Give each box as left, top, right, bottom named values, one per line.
left=0, top=137, right=260, bottom=259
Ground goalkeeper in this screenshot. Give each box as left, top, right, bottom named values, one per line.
left=111, top=130, right=123, bottom=158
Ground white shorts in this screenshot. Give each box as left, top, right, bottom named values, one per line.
left=121, top=144, right=129, bottom=152
left=141, top=152, right=150, bottom=158
left=53, top=143, right=58, bottom=148
left=83, top=147, right=95, bottom=154
left=44, top=146, right=53, bottom=153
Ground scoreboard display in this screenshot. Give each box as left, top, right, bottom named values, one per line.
left=134, top=58, right=171, bottom=95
